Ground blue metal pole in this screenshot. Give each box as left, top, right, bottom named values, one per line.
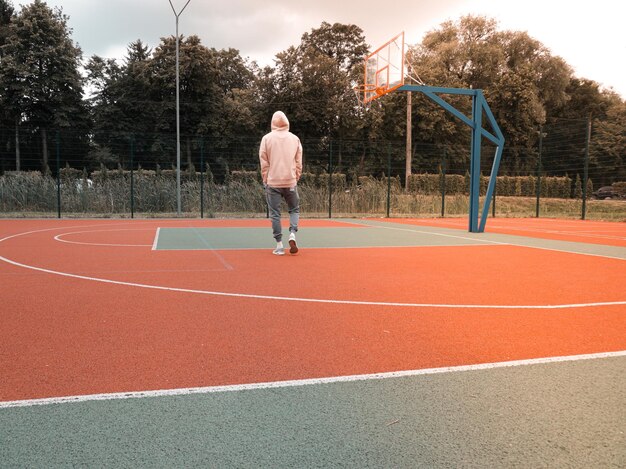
left=469, top=92, right=482, bottom=232
left=478, top=93, right=505, bottom=233
left=397, top=85, right=504, bottom=232
left=479, top=145, right=504, bottom=232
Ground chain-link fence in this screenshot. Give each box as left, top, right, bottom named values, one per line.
left=1, top=120, right=624, bottom=220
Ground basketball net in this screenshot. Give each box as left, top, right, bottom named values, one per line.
left=353, top=83, right=385, bottom=109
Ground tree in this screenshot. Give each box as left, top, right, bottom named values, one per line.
left=544, top=79, right=620, bottom=181
left=589, top=93, right=626, bottom=184
left=0, top=0, right=13, bottom=60
left=407, top=15, right=574, bottom=175
left=259, top=22, right=370, bottom=172
left=406, top=16, right=499, bottom=171
left=147, top=35, right=221, bottom=167
left=201, top=47, right=258, bottom=144
left=556, top=78, right=611, bottom=119
left=193, top=46, right=260, bottom=172
left=86, top=35, right=259, bottom=171
left=0, top=0, right=16, bottom=170
left=0, top=0, right=87, bottom=172
left=86, top=40, right=156, bottom=168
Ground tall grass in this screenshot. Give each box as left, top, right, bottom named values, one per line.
left=0, top=171, right=57, bottom=213
left=1, top=170, right=625, bottom=221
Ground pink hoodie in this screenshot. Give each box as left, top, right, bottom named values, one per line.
left=259, top=111, right=303, bottom=188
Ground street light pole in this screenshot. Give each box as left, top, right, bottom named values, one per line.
left=168, top=0, right=191, bottom=216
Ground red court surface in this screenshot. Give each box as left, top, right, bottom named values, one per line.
left=0, top=218, right=624, bottom=403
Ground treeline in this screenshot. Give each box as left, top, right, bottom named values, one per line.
left=0, top=0, right=624, bottom=186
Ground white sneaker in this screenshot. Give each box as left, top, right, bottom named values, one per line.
left=288, top=232, right=298, bottom=254
left=273, top=241, right=285, bottom=255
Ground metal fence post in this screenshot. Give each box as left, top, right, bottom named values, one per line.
left=56, top=130, right=61, bottom=218
left=582, top=115, right=591, bottom=220
left=492, top=177, right=496, bottom=217
left=386, top=144, right=391, bottom=218
left=328, top=140, right=333, bottom=219
left=130, top=137, right=134, bottom=219
left=200, top=138, right=204, bottom=218
left=441, top=147, right=446, bottom=217
left=536, top=126, right=543, bottom=218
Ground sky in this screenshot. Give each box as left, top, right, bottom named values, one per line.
left=24, top=0, right=626, bottom=98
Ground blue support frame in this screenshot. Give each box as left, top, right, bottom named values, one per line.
left=398, top=85, right=505, bottom=233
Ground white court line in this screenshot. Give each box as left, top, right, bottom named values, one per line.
left=2, top=350, right=624, bottom=409
left=1, top=253, right=625, bottom=309
left=484, top=225, right=626, bottom=242
left=401, top=217, right=626, bottom=237
left=498, top=243, right=626, bottom=261
left=355, top=220, right=626, bottom=261
left=340, top=219, right=508, bottom=246
left=54, top=229, right=152, bottom=247
left=367, top=218, right=626, bottom=240
left=1, top=227, right=626, bottom=308
left=370, top=224, right=509, bottom=245
left=152, top=227, right=161, bottom=250
left=1, top=224, right=625, bottom=309
left=190, top=227, right=234, bottom=271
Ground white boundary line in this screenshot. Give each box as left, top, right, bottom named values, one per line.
left=367, top=224, right=510, bottom=245
left=152, top=227, right=161, bottom=251
left=486, top=226, right=626, bottom=242
left=497, top=242, right=626, bottom=261
left=353, top=220, right=626, bottom=261
left=1, top=252, right=625, bottom=309
left=54, top=229, right=152, bottom=247
left=189, top=227, right=234, bottom=271
left=2, top=350, right=624, bottom=409
left=392, top=217, right=626, bottom=236
left=1, top=224, right=625, bottom=309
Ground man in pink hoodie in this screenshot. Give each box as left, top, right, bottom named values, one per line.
left=259, top=111, right=303, bottom=255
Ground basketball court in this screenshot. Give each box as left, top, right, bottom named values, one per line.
left=1, top=31, right=624, bottom=468
left=0, top=216, right=624, bottom=466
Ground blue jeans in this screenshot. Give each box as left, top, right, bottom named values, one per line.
left=266, top=185, right=300, bottom=242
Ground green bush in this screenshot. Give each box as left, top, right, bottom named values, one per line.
left=407, top=173, right=440, bottom=193
left=230, top=170, right=261, bottom=185
left=520, top=176, right=535, bottom=196
left=445, top=174, right=466, bottom=194
left=300, top=172, right=346, bottom=190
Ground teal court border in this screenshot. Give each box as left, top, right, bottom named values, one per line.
left=152, top=219, right=626, bottom=260
left=152, top=225, right=492, bottom=251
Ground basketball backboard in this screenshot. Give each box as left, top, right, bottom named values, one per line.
left=360, top=32, right=405, bottom=104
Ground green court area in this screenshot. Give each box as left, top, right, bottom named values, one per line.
left=2, top=356, right=624, bottom=467
left=153, top=220, right=626, bottom=260
left=153, top=224, right=488, bottom=251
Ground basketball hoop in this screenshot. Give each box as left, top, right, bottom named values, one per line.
left=353, top=83, right=384, bottom=107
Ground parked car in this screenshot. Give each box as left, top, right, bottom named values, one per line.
left=592, top=186, right=621, bottom=200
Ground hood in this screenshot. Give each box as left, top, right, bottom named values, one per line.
left=271, top=111, right=289, bottom=131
